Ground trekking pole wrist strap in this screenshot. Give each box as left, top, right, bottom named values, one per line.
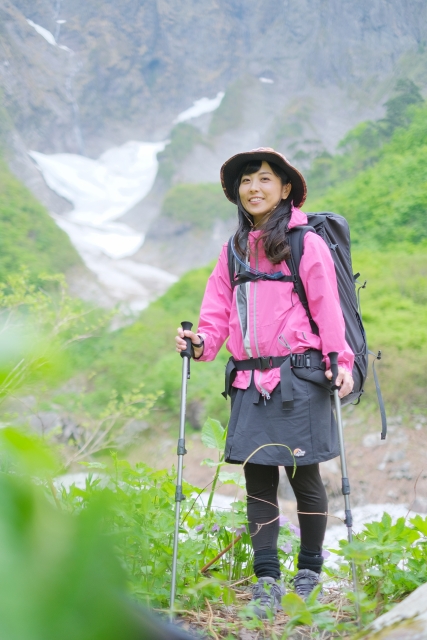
left=191, top=336, right=204, bottom=359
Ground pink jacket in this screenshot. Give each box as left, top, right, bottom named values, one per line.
left=196, top=207, right=354, bottom=396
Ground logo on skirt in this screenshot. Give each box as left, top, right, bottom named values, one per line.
left=293, top=448, right=306, bottom=457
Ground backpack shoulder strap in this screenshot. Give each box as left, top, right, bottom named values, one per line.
left=285, top=226, right=319, bottom=335
left=227, top=235, right=235, bottom=287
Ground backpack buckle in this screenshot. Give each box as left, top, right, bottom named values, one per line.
left=259, top=356, right=272, bottom=371
left=291, top=353, right=306, bottom=368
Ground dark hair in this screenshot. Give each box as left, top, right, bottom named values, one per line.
left=233, top=160, right=293, bottom=264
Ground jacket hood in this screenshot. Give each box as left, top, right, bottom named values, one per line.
left=288, top=207, right=308, bottom=230
left=247, top=207, right=308, bottom=238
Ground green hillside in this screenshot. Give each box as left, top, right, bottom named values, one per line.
left=305, top=104, right=427, bottom=247
left=161, top=182, right=234, bottom=230
left=0, top=158, right=81, bottom=281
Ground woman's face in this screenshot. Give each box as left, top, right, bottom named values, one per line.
left=239, top=161, right=292, bottom=219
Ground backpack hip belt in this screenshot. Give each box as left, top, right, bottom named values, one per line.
left=222, top=349, right=325, bottom=409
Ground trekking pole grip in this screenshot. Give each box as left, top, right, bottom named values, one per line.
left=180, top=321, right=193, bottom=359
left=328, top=352, right=339, bottom=390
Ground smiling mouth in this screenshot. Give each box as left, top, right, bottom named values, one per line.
left=248, top=198, right=263, bottom=203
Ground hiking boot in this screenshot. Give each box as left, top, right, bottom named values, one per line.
left=247, top=577, right=286, bottom=619
left=292, top=569, right=322, bottom=600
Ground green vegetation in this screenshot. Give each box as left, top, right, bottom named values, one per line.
left=162, top=182, right=235, bottom=229
left=67, top=262, right=233, bottom=427
left=1, top=415, right=426, bottom=637
left=0, top=280, right=426, bottom=637
left=0, top=428, right=161, bottom=640
left=306, top=106, right=427, bottom=246
left=209, top=77, right=247, bottom=136
left=339, top=512, right=427, bottom=613
left=302, top=99, right=427, bottom=412
left=157, top=122, right=203, bottom=182
left=0, top=158, right=80, bottom=281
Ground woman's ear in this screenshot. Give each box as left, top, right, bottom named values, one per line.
left=282, top=182, right=292, bottom=199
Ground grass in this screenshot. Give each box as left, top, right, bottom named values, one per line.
left=161, top=182, right=235, bottom=230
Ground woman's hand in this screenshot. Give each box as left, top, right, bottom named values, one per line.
left=325, top=366, right=354, bottom=399
left=175, top=327, right=204, bottom=358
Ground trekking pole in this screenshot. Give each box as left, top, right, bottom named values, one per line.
left=328, top=352, right=361, bottom=626
left=170, top=321, right=193, bottom=616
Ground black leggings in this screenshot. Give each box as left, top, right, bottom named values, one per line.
left=244, top=463, right=328, bottom=577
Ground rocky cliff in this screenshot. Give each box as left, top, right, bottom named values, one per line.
left=2, top=0, right=427, bottom=156
left=1, top=0, right=427, bottom=300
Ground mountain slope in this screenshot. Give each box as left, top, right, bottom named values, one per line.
left=305, top=104, right=427, bottom=247
left=0, top=157, right=81, bottom=281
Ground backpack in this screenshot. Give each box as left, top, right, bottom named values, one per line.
left=227, top=212, right=387, bottom=438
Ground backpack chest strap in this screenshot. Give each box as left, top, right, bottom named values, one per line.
left=231, top=272, right=295, bottom=288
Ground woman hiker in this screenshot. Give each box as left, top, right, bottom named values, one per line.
left=175, top=148, right=354, bottom=618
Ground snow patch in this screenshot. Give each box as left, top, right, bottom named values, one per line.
left=30, top=141, right=165, bottom=227
left=26, top=18, right=72, bottom=52
left=30, top=140, right=176, bottom=309
left=53, top=215, right=144, bottom=260
left=26, top=19, right=56, bottom=45
left=174, top=92, right=225, bottom=124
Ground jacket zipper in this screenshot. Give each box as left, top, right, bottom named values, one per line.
left=279, top=333, right=292, bottom=353
left=253, top=242, right=270, bottom=401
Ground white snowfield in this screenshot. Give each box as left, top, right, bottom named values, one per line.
left=30, top=141, right=177, bottom=310
left=173, top=92, right=225, bottom=124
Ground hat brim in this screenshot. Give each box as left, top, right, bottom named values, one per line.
left=220, top=148, right=307, bottom=208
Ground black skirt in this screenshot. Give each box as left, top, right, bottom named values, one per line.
left=225, top=372, right=339, bottom=467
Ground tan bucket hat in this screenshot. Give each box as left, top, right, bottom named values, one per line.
left=220, top=147, right=307, bottom=208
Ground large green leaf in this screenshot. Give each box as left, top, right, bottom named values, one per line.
left=218, top=471, right=245, bottom=488
left=201, top=418, right=225, bottom=450
left=410, top=515, right=427, bottom=537
left=281, top=592, right=313, bottom=625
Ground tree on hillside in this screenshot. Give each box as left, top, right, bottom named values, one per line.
left=382, top=79, right=424, bottom=134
